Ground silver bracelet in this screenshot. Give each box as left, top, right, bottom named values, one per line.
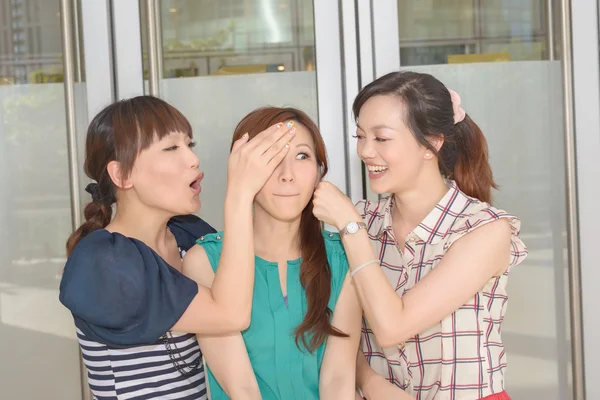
left=351, top=259, right=380, bottom=277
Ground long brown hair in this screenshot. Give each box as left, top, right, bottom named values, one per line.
left=353, top=71, right=497, bottom=203
left=66, top=96, right=193, bottom=256
left=231, top=107, right=348, bottom=352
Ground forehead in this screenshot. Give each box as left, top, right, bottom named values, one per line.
left=291, top=122, right=315, bottom=148
left=358, top=95, right=405, bottom=125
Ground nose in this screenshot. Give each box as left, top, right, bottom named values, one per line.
left=277, top=160, right=294, bottom=183
left=187, top=146, right=200, bottom=169
left=358, top=138, right=377, bottom=160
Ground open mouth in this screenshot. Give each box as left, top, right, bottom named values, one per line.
left=366, top=164, right=388, bottom=179
left=189, top=173, right=203, bottom=195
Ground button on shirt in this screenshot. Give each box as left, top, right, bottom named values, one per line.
left=356, top=181, right=528, bottom=400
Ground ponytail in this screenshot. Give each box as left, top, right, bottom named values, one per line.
left=66, top=201, right=112, bottom=256
left=446, top=115, right=497, bottom=203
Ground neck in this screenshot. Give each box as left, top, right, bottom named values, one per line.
left=107, top=198, right=173, bottom=250
left=252, top=206, right=302, bottom=262
left=392, top=171, right=449, bottom=233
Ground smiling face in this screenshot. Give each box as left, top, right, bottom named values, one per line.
left=355, top=94, right=432, bottom=195
left=253, top=122, right=320, bottom=223
left=110, top=131, right=203, bottom=216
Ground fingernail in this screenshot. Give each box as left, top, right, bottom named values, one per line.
left=242, top=132, right=249, bottom=139
left=286, top=120, right=295, bottom=128
left=285, top=142, right=290, bottom=148
left=289, top=127, right=296, bottom=135
left=276, top=123, right=283, bottom=129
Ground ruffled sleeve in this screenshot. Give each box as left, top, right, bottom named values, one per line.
left=59, top=230, right=198, bottom=347
left=444, top=207, right=528, bottom=272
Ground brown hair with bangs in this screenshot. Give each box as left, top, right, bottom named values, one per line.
left=66, top=96, right=192, bottom=256
left=231, top=106, right=349, bottom=352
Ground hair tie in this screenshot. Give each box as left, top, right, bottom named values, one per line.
left=85, top=182, right=104, bottom=204
left=448, top=88, right=466, bottom=124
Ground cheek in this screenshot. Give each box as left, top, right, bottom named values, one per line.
left=298, top=168, right=319, bottom=195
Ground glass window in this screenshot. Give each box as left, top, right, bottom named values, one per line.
left=398, top=0, right=549, bottom=66
left=142, top=0, right=320, bottom=229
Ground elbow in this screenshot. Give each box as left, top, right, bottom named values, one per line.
left=226, top=308, right=251, bottom=332
left=374, top=324, right=407, bottom=349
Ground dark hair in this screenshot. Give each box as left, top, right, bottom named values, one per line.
left=66, top=96, right=192, bottom=256
left=231, top=107, right=348, bottom=352
left=353, top=71, right=497, bottom=203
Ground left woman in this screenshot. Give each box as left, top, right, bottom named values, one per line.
left=59, top=96, right=293, bottom=399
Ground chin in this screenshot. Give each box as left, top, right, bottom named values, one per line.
left=368, top=180, right=391, bottom=195
left=173, top=199, right=201, bottom=216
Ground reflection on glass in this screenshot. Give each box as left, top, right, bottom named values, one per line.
left=398, top=0, right=550, bottom=65
left=0, top=0, right=70, bottom=84
left=141, top=0, right=315, bottom=77
left=400, top=44, right=475, bottom=66
left=0, top=0, right=84, bottom=398
left=147, top=0, right=319, bottom=230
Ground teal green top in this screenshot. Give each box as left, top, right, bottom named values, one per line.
left=196, top=231, right=349, bottom=400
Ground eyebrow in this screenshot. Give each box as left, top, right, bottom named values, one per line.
left=356, top=123, right=395, bottom=131
left=295, top=143, right=314, bottom=151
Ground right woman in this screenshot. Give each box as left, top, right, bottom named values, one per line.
left=59, top=96, right=295, bottom=399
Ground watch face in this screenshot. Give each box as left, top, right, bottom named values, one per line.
left=346, top=221, right=359, bottom=234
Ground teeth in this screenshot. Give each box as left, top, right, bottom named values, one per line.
left=367, top=165, right=388, bottom=172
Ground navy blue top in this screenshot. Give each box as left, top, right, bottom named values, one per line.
left=59, top=214, right=215, bottom=348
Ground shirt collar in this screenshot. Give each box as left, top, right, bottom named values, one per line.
left=373, top=181, right=472, bottom=245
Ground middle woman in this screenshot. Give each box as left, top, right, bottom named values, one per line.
left=183, top=107, right=362, bottom=400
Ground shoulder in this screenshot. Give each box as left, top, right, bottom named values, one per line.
left=322, top=230, right=348, bottom=275
left=168, top=214, right=216, bottom=252
left=61, top=230, right=148, bottom=292
left=187, top=232, right=224, bottom=272
left=59, top=229, right=198, bottom=346
left=446, top=201, right=528, bottom=270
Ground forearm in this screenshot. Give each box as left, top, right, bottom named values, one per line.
left=226, top=384, right=262, bottom=400
left=210, top=191, right=255, bottom=325
left=320, top=375, right=356, bottom=400
left=340, top=230, right=406, bottom=347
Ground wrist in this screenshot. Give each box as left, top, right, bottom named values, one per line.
left=336, top=211, right=362, bottom=231
left=225, top=187, right=255, bottom=206
left=361, top=372, right=387, bottom=398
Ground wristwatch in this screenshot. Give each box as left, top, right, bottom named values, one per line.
left=339, top=221, right=367, bottom=238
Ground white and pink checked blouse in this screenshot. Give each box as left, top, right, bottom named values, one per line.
left=356, top=181, right=528, bottom=400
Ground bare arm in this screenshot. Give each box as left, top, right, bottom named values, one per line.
left=319, top=275, right=362, bottom=399
left=187, top=259, right=261, bottom=399
left=356, top=350, right=413, bottom=399
left=172, top=122, right=295, bottom=334
left=341, top=219, right=511, bottom=347
left=174, top=195, right=254, bottom=333
left=312, top=182, right=513, bottom=348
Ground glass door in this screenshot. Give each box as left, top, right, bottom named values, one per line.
left=0, top=0, right=90, bottom=398
left=122, top=0, right=353, bottom=230
left=358, top=0, right=578, bottom=399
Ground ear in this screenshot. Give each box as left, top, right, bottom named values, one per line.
left=428, top=134, right=444, bottom=153
left=106, top=160, right=133, bottom=189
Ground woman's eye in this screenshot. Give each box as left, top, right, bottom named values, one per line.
left=375, top=137, right=388, bottom=142
left=188, top=141, right=197, bottom=148
left=352, top=134, right=365, bottom=140
left=296, top=152, right=310, bottom=160
left=163, top=145, right=179, bottom=151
